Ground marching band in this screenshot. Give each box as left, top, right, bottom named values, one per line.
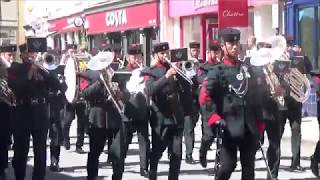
left=0, top=28, right=317, bottom=180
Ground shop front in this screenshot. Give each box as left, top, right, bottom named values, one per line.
left=286, top=0, right=320, bottom=69
left=168, top=0, right=218, bottom=60
left=85, top=1, right=159, bottom=65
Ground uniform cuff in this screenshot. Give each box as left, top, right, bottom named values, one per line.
left=208, top=113, right=221, bottom=126
left=257, top=122, right=265, bottom=132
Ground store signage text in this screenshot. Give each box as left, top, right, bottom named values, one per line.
left=222, top=10, right=245, bottom=17
left=105, top=9, right=128, bottom=27
left=193, top=0, right=217, bottom=10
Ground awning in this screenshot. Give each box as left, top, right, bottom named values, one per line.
left=48, top=15, right=85, bottom=33
left=86, top=2, right=159, bottom=35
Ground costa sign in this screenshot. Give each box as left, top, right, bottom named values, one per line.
left=86, top=2, right=159, bottom=34
left=218, top=0, right=248, bottom=28
left=106, top=10, right=128, bottom=27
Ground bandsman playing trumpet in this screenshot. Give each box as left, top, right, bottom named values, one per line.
left=8, top=41, right=61, bottom=180
left=144, top=42, right=185, bottom=180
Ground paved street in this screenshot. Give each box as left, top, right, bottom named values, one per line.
left=4, top=117, right=320, bottom=180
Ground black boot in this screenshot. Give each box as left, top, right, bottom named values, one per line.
left=140, top=168, right=149, bottom=178
left=50, top=162, right=61, bottom=172
left=311, top=155, right=319, bottom=177
left=199, top=151, right=207, bottom=168
left=63, top=140, right=70, bottom=150
left=169, top=155, right=181, bottom=180
left=149, top=155, right=159, bottom=180
left=0, top=170, right=6, bottom=180
left=112, top=173, right=122, bottom=180
left=185, top=154, right=196, bottom=164
left=76, top=146, right=85, bottom=154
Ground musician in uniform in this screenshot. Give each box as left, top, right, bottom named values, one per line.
left=279, top=36, right=312, bottom=172
left=197, top=40, right=222, bottom=168
left=310, top=69, right=320, bottom=177
left=43, top=53, right=67, bottom=172
left=178, top=42, right=199, bottom=165
left=144, top=42, right=185, bottom=180
left=82, top=52, right=125, bottom=180
left=0, top=45, right=16, bottom=179
left=115, top=44, right=150, bottom=177
left=250, top=46, right=284, bottom=180
left=199, top=28, right=265, bottom=180
left=8, top=42, right=60, bottom=180
left=62, top=44, right=89, bottom=153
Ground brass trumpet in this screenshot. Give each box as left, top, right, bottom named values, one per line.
left=164, top=57, right=193, bottom=85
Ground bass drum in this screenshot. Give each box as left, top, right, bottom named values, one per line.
left=64, top=57, right=79, bottom=103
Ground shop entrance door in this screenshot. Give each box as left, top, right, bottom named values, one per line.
left=207, top=23, right=219, bottom=42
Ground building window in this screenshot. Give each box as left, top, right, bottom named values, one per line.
left=298, top=7, right=315, bottom=66
left=182, top=16, right=201, bottom=48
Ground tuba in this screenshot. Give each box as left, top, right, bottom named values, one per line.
left=284, top=62, right=311, bottom=103
left=250, top=36, right=287, bottom=108
left=250, top=36, right=311, bottom=106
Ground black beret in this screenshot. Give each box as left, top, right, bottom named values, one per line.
left=128, top=44, right=142, bottom=55
left=189, top=42, right=200, bottom=49
left=209, top=40, right=221, bottom=51
left=153, top=42, right=169, bottom=53
left=0, top=45, right=17, bottom=52
left=66, top=44, right=77, bottom=50
left=19, top=43, right=27, bottom=53
left=220, top=28, right=241, bottom=42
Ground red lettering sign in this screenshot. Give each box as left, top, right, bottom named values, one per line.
left=86, top=2, right=159, bottom=35
left=218, top=0, right=248, bottom=28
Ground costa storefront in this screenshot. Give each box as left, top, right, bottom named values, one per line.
left=85, top=0, right=159, bottom=65
left=47, top=14, right=87, bottom=50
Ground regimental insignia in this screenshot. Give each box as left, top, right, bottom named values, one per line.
left=234, top=36, right=238, bottom=41
left=236, top=73, right=243, bottom=80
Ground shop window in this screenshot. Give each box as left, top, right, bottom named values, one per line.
left=183, top=16, right=201, bottom=48
left=298, top=7, right=315, bottom=67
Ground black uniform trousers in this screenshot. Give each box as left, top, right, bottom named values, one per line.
left=265, top=118, right=281, bottom=178
left=183, top=104, right=199, bottom=156
left=199, top=109, right=217, bottom=157
left=0, top=103, right=11, bottom=173
left=261, top=100, right=282, bottom=179
left=49, top=109, right=64, bottom=163
left=216, top=129, right=257, bottom=180
left=62, top=102, right=88, bottom=148
left=123, top=121, right=150, bottom=171
left=12, top=105, right=48, bottom=180
left=149, top=124, right=183, bottom=180
left=87, top=126, right=124, bottom=180
left=279, top=98, right=303, bottom=166
left=312, top=100, right=320, bottom=162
